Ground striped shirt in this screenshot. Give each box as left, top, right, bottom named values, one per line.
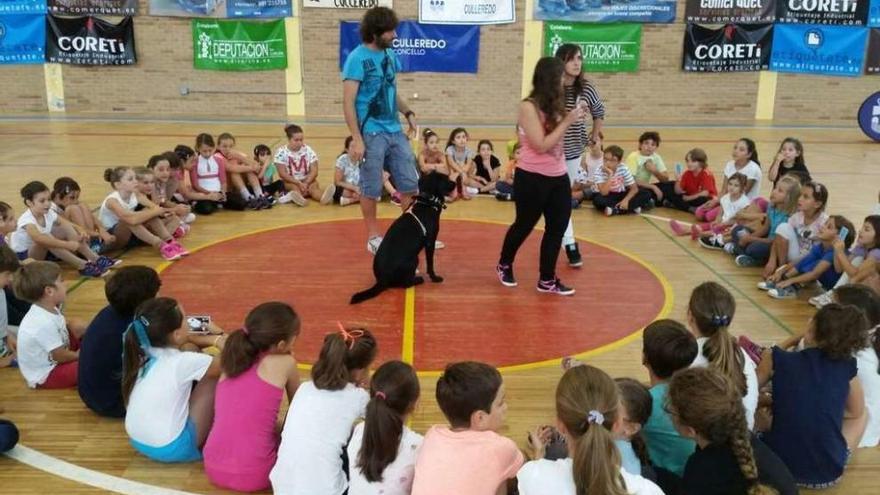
left=591, top=165, right=634, bottom=194
left=563, top=79, right=605, bottom=160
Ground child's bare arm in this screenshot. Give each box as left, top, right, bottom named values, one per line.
left=778, top=261, right=831, bottom=288
left=50, top=345, right=79, bottom=364
left=756, top=348, right=774, bottom=386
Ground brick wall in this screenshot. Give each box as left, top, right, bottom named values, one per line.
left=0, top=0, right=872, bottom=125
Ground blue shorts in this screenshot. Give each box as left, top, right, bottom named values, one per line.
left=360, top=131, right=419, bottom=199
left=130, top=418, right=202, bottom=463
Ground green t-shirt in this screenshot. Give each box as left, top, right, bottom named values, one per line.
left=626, top=151, right=667, bottom=184
left=643, top=382, right=696, bottom=476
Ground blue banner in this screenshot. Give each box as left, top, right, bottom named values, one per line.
left=871, top=0, right=880, bottom=26
left=770, top=24, right=867, bottom=77
left=533, top=0, right=676, bottom=23
left=0, top=14, right=44, bottom=64
left=227, top=0, right=291, bottom=18
left=0, top=0, right=45, bottom=15
left=339, top=20, right=480, bottom=73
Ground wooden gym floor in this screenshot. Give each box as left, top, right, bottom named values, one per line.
left=0, top=119, right=877, bottom=493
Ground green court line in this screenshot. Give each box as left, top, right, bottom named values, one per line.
left=641, top=216, right=793, bottom=336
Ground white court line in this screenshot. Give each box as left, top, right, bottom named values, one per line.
left=638, top=212, right=694, bottom=226
left=5, top=445, right=199, bottom=495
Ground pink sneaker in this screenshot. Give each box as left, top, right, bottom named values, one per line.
left=159, top=241, right=182, bottom=261
left=690, top=224, right=701, bottom=241
left=171, top=240, right=190, bottom=257
left=172, top=224, right=187, bottom=239
left=669, top=220, right=689, bottom=236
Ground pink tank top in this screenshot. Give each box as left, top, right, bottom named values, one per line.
left=203, top=356, right=284, bottom=484
left=516, top=107, right=566, bottom=177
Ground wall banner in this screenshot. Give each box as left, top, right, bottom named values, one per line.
left=47, top=0, right=137, bottom=16
left=193, top=18, right=286, bottom=70
left=534, top=0, right=676, bottom=24
left=776, top=0, right=869, bottom=26
left=0, top=0, right=46, bottom=15
left=683, top=23, right=773, bottom=72
left=544, top=21, right=641, bottom=72
left=46, top=14, right=136, bottom=65
left=769, top=23, right=867, bottom=76
left=0, top=13, right=45, bottom=64
left=684, top=0, right=776, bottom=24
left=418, top=0, right=515, bottom=25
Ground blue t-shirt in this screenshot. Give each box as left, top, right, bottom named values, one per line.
left=643, top=382, right=696, bottom=476
left=766, top=206, right=790, bottom=240
left=795, top=243, right=840, bottom=290
left=77, top=305, right=132, bottom=417
left=763, top=347, right=856, bottom=485
left=341, top=45, right=402, bottom=134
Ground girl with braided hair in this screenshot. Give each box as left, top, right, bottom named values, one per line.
left=518, top=365, right=663, bottom=494
left=668, top=367, right=796, bottom=495
left=686, top=282, right=759, bottom=430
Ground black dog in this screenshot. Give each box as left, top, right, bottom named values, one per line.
left=350, top=172, right=456, bottom=304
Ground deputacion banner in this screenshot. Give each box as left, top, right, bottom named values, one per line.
left=776, top=0, right=869, bottom=26
left=0, top=0, right=46, bottom=14
left=227, top=0, right=291, bottom=18
left=303, top=0, right=391, bottom=8
left=193, top=18, right=286, bottom=70
left=47, top=0, right=137, bottom=16
left=534, top=0, right=676, bottom=23
left=339, top=20, right=480, bottom=73
left=685, top=0, right=776, bottom=23
left=0, top=14, right=45, bottom=64
left=770, top=23, right=867, bottom=76
left=418, top=0, right=515, bottom=24
left=544, top=21, right=641, bottom=72
left=867, top=28, right=880, bottom=73
left=683, top=23, right=772, bottom=72
left=46, top=14, right=136, bottom=65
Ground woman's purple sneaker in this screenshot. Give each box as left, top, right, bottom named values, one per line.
left=537, top=278, right=575, bottom=296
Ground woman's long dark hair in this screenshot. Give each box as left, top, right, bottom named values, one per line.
left=527, top=57, right=566, bottom=132
left=555, top=43, right=584, bottom=97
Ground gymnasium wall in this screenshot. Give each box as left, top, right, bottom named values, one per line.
left=0, top=0, right=875, bottom=125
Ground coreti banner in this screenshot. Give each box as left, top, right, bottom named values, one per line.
left=193, top=18, right=286, bottom=70
left=418, top=0, right=515, bottom=24
left=0, top=14, right=45, bottom=64
left=770, top=23, right=866, bottom=76
left=683, top=23, right=772, bottom=72
left=867, top=27, right=880, bottom=73
left=685, top=0, right=776, bottom=23
left=0, top=0, right=45, bottom=14
left=544, top=21, right=641, bottom=72
left=46, top=14, right=136, bottom=65
left=534, top=0, right=675, bottom=23
left=303, top=0, right=391, bottom=8
left=339, top=20, right=480, bottom=73
left=776, top=0, right=869, bottom=26
left=47, top=0, right=137, bottom=15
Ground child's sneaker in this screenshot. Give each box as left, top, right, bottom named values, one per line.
left=183, top=212, right=197, bottom=223
left=496, top=263, right=517, bottom=287
left=756, top=279, right=776, bottom=291
left=172, top=224, right=188, bottom=239
left=669, top=220, right=689, bottom=236
left=632, top=207, right=642, bottom=214
left=735, top=254, right=761, bottom=267
left=723, top=242, right=736, bottom=254
left=79, top=261, right=108, bottom=278
left=737, top=336, right=765, bottom=365
left=768, top=285, right=798, bottom=299
left=89, top=238, right=104, bottom=254
left=279, top=190, right=307, bottom=206
left=809, top=290, right=835, bottom=308
left=320, top=185, right=336, bottom=205
left=604, top=206, right=616, bottom=217
left=367, top=235, right=383, bottom=255
left=95, top=256, right=122, bottom=271
left=565, top=243, right=583, bottom=268
left=171, top=240, right=190, bottom=257
left=699, top=234, right=725, bottom=250
left=537, top=278, right=575, bottom=296
left=495, top=192, right=512, bottom=201
left=160, top=241, right=182, bottom=261
left=690, top=224, right=701, bottom=240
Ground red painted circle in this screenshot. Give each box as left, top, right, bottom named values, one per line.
left=159, top=219, right=666, bottom=371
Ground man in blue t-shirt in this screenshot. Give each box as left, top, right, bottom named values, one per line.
left=342, top=6, right=419, bottom=255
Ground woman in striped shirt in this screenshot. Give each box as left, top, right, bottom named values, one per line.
left=555, top=44, right=605, bottom=268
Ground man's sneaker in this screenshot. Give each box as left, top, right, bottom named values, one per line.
left=537, top=278, right=575, bottom=296
left=669, top=220, right=689, bottom=236
left=565, top=243, right=583, bottom=268
left=496, top=264, right=517, bottom=287
left=699, top=234, right=725, bottom=250
left=172, top=240, right=190, bottom=257
left=79, top=261, right=107, bottom=278
left=434, top=240, right=446, bottom=250
left=367, top=236, right=383, bottom=255
left=809, top=290, right=835, bottom=308
left=95, top=256, right=121, bottom=271
left=320, top=185, right=336, bottom=205
left=768, top=285, right=798, bottom=299
left=756, top=279, right=776, bottom=291
left=735, top=254, right=761, bottom=267
left=160, top=241, right=182, bottom=261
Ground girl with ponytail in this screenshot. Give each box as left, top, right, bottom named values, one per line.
left=668, top=367, right=796, bottom=495
left=348, top=360, right=422, bottom=494
left=686, top=282, right=759, bottom=430
left=203, top=302, right=301, bottom=492
left=518, top=365, right=663, bottom=495
left=122, top=297, right=223, bottom=463
left=270, top=325, right=378, bottom=495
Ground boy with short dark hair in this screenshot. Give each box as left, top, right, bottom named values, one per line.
left=626, top=131, right=670, bottom=206
left=78, top=266, right=161, bottom=417
left=412, top=361, right=524, bottom=495
left=592, top=145, right=653, bottom=216
left=641, top=319, right=699, bottom=478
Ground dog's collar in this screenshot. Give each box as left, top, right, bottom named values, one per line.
left=413, top=194, right=446, bottom=211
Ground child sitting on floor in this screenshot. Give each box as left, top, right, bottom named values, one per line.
left=626, top=131, right=669, bottom=207
left=50, top=177, right=115, bottom=254
left=658, top=148, right=717, bottom=213
left=592, top=145, right=652, bottom=216
left=495, top=142, right=520, bottom=202
left=615, top=377, right=656, bottom=480
left=729, top=176, right=801, bottom=268
left=810, top=215, right=880, bottom=308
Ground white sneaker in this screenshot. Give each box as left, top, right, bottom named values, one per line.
left=320, top=185, right=336, bottom=205
left=279, top=190, right=307, bottom=206
left=367, top=235, right=383, bottom=255
left=434, top=240, right=445, bottom=249
left=809, top=290, right=835, bottom=308
left=723, top=242, right=736, bottom=254
left=340, top=196, right=355, bottom=206
left=465, top=186, right=479, bottom=196
left=183, top=213, right=196, bottom=224
left=277, top=191, right=293, bottom=204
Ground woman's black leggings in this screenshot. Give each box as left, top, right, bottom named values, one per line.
left=499, top=168, right=571, bottom=281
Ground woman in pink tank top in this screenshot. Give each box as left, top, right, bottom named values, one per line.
left=496, top=57, right=587, bottom=297
left=203, top=302, right=301, bottom=492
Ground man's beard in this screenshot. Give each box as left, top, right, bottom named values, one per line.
left=377, top=37, right=393, bottom=49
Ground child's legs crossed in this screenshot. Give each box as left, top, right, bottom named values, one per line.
left=39, top=361, right=78, bottom=388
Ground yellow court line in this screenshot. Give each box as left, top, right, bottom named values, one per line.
left=402, top=287, right=416, bottom=364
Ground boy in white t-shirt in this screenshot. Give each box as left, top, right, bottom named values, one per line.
left=275, top=124, right=336, bottom=207
left=13, top=261, right=84, bottom=389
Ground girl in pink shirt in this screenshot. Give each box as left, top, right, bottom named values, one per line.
left=203, top=302, right=301, bottom=492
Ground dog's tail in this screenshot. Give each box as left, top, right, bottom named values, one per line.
left=350, top=283, right=387, bottom=305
